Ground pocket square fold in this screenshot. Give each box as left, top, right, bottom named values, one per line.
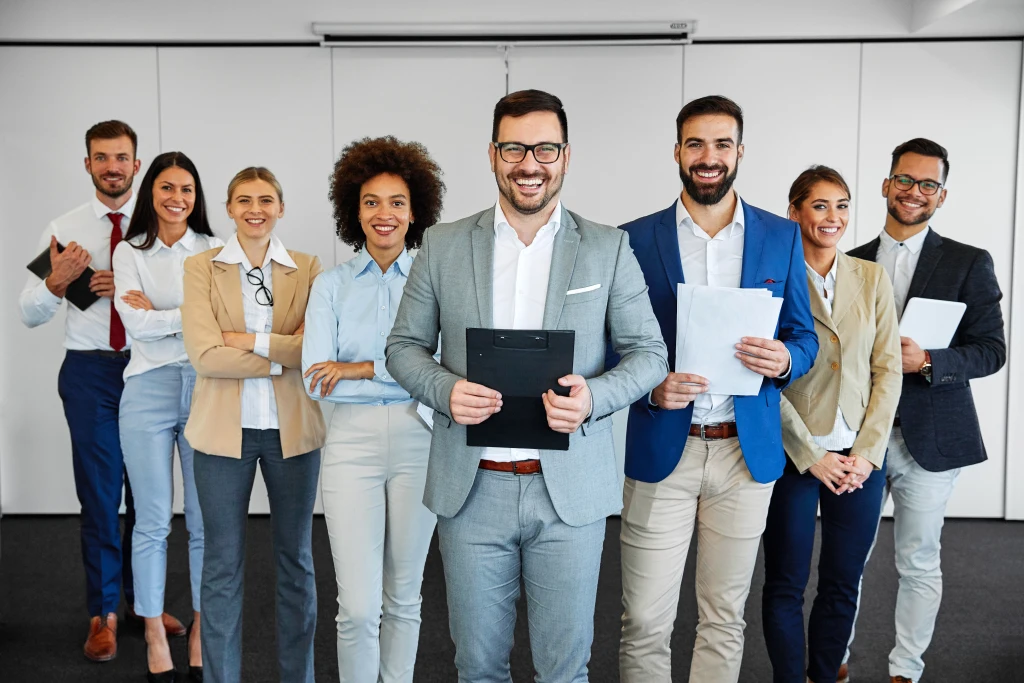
left=566, top=284, right=601, bottom=296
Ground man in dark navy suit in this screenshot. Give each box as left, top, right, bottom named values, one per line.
left=616, top=95, right=818, bottom=683
left=843, top=138, right=1006, bottom=683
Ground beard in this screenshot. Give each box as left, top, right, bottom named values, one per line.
left=91, top=171, right=133, bottom=200
left=498, top=169, right=565, bottom=216
left=680, top=162, right=738, bottom=206
left=887, top=196, right=936, bottom=227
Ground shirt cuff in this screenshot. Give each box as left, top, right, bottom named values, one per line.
left=374, top=358, right=392, bottom=382
left=253, top=333, right=271, bottom=358
left=778, top=347, right=793, bottom=380
left=37, top=279, right=63, bottom=306
left=269, top=361, right=283, bottom=376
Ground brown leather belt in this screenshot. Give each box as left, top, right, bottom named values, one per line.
left=479, top=459, right=542, bottom=475
left=689, top=422, right=739, bottom=441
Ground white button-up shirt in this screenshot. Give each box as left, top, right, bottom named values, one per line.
left=876, top=226, right=929, bottom=317
left=213, top=233, right=296, bottom=430
left=806, top=259, right=858, bottom=452
left=676, top=195, right=745, bottom=425
left=20, top=193, right=138, bottom=350
left=483, top=199, right=562, bottom=463
left=113, top=228, right=223, bottom=380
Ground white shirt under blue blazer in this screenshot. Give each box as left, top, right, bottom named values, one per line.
left=618, top=200, right=819, bottom=485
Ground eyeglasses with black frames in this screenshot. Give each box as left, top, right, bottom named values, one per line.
left=889, top=174, right=943, bottom=196
left=246, top=266, right=274, bottom=306
left=493, top=142, right=567, bottom=164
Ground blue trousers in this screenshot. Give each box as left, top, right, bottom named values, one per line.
left=762, top=454, right=887, bottom=683
left=58, top=350, right=135, bottom=617
left=194, top=429, right=320, bottom=683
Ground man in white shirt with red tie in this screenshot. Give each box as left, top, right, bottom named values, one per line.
left=19, top=120, right=184, bottom=662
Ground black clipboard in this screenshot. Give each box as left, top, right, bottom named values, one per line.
left=26, top=242, right=100, bottom=311
left=466, top=328, right=575, bottom=451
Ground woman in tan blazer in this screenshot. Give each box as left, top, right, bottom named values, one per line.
left=760, top=166, right=902, bottom=683
left=181, top=167, right=324, bottom=683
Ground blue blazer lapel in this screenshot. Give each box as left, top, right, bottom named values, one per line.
left=740, top=202, right=767, bottom=289
left=654, top=204, right=685, bottom=295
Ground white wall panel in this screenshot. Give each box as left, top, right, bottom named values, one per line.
left=0, top=47, right=161, bottom=513
left=1004, top=44, right=1024, bottom=521
left=683, top=43, right=863, bottom=249
left=857, top=41, right=1021, bottom=518
left=507, top=45, right=684, bottom=494
left=159, top=47, right=336, bottom=513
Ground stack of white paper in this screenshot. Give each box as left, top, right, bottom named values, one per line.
left=676, top=284, right=784, bottom=396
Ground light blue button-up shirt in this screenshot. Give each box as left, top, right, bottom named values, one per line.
left=302, top=248, right=416, bottom=405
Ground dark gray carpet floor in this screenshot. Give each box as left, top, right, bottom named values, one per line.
left=1, top=515, right=1021, bottom=682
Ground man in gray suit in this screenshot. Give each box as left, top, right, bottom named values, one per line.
left=386, top=89, right=668, bottom=681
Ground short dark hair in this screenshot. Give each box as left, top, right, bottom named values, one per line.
left=676, top=95, right=744, bottom=145
left=330, top=136, right=446, bottom=251
left=789, top=165, right=851, bottom=208
left=890, top=137, right=949, bottom=182
left=492, top=89, right=568, bottom=143
left=124, top=151, right=214, bottom=251
left=85, top=120, right=137, bottom=157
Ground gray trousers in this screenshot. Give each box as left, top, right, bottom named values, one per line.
left=194, top=429, right=321, bottom=683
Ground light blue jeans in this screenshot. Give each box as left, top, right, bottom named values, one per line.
left=119, top=363, right=202, bottom=617
left=437, top=468, right=606, bottom=683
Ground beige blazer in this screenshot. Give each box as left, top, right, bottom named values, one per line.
left=780, top=252, right=902, bottom=472
left=181, top=247, right=325, bottom=458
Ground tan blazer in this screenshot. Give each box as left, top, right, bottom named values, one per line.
left=780, top=252, right=902, bottom=472
left=181, top=247, right=325, bottom=458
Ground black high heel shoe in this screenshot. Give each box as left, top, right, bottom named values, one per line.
left=186, top=622, right=203, bottom=682
left=147, top=670, right=177, bottom=683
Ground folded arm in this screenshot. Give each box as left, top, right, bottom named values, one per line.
left=112, top=241, right=182, bottom=341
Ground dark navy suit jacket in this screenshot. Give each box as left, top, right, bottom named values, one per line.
left=848, top=229, right=1005, bottom=472
left=617, top=201, right=819, bottom=484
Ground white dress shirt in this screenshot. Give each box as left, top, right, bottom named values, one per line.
left=113, top=228, right=224, bottom=380
left=483, top=199, right=562, bottom=463
left=676, top=195, right=746, bottom=425
left=806, top=259, right=858, bottom=452
left=212, top=233, right=296, bottom=430
left=20, top=193, right=138, bottom=350
left=876, top=226, right=929, bottom=317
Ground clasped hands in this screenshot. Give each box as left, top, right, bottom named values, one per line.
left=450, top=374, right=591, bottom=434
left=808, top=452, right=873, bottom=495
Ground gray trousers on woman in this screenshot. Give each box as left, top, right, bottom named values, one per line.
left=194, top=428, right=321, bottom=683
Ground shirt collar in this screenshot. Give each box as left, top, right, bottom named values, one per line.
left=353, top=247, right=413, bottom=279
left=805, top=255, right=838, bottom=286
left=213, top=233, right=297, bottom=269
left=879, top=226, right=930, bottom=255
left=676, top=193, right=745, bottom=239
left=142, top=226, right=199, bottom=255
left=494, top=199, right=563, bottom=240
left=91, top=192, right=137, bottom=226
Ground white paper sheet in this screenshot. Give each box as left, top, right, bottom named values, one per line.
left=676, top=284, right=783, bottom=396
left=899, top=297, right=967, bottom=349
left=415, top=401, right=435, bottom=430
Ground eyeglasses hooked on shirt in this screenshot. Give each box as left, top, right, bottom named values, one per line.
left=246, top=266, right=274, bottom=306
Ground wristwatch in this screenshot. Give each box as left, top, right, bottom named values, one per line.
left=919, top=351, right=932, bottom=382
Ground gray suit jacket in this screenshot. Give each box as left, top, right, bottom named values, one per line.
left=386, top=205, right=668, bottom=527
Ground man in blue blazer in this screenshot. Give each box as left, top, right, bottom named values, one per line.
left=617, top=96, right=818, bottom=683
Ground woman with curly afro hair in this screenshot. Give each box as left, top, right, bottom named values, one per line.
left=300, top=136, right=444, bottom=682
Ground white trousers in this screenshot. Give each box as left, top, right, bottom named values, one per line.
left=321, top=402, right=436, bottom=683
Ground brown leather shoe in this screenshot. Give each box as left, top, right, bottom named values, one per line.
left=891, top=676, right=914, bottom=683
left=837, top=663, right=849, bottom=683
left=126, top=604, right=187, bottom=638
left=84, top=613, right=118, bottom=662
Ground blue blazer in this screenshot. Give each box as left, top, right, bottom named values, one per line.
left=617, top=201, right=818, bottom=484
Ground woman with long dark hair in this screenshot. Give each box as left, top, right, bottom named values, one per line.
left=114, top=151, right=222, bottom=682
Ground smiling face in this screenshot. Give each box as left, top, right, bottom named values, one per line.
left=489, top=111, right=569, bottom=217
left=675, top=114, right=743, bottom=207
left=790, top=181, right=850, bottom=251
left=152, top=165, right=195, bottom=228
left=359, top=173, right=413, bottom=256
left=883, top=151, right=947, bottom=226
left=85, top=135, right=140, bottom=199
left=227, top=179, right=284, bottom=241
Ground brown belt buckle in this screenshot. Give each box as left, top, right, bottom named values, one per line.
left=511, top=460, right=529, bottom=475
left=700, top=422, right=719, bottom=441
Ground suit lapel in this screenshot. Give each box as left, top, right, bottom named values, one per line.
left=212, top=261, right=247, bottom=333
left=471, top=210, right=495, bottom=327
left=906, top=229, right=943, bottom=302
left=270, top=260, right=298, bottom=333
left=831, top=251, right=864, bottom=327
left=806, top=270, right=837, bottom=333
left=542, top=207, right=581, bottom=329
left=654, top=204, right=685, bottom=295
left=740, top=202, right=766, bottom=289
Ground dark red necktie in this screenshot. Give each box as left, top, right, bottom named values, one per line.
left=108, top=212, right=126, bottom=351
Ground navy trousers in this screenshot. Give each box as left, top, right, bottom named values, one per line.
left=762, top=452, right=887, bottom=683
left=58, top=350, right=135, bottom=617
